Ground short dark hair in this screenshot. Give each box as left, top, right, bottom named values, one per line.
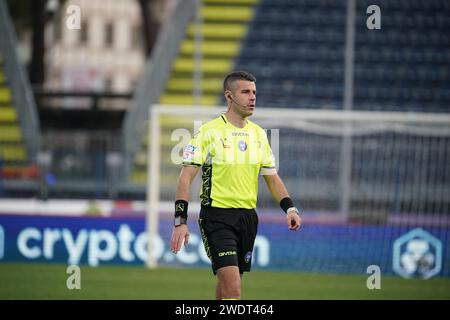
left=223, top=70, right=256, bottom=92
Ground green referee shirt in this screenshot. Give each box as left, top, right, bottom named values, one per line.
left=182, top=114, right=276, bottom=209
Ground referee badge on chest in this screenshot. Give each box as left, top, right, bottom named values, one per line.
left=238, top=140, right=247, bottom=151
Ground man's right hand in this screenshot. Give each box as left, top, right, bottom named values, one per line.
left=170, top=225, right=190, bottom=253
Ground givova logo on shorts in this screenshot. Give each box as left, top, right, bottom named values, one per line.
left=393, top=228, right=442, bottom=279
left=218, top=251, right=237, bottom=257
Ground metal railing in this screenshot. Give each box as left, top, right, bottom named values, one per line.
left=39, top=130, right=123, bottom=200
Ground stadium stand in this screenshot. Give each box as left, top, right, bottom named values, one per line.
left=159, top=0, right=257, bottom=106
left=229, top=0, right=449, bottom=215
left=126, top=0, right=450, bottom=197
left=0, top=0, right=448, bottom=205
left=0, top=56, right=26, bottom=173
left=353, top=0, right=450, bottom=112
left=0, top=55, right=37, bottom=181
left=234, top=0, right=450, bottom=112
left=0, top=0, right=40, bottom=193
left=129, top=0, right=259, bottom=184
left=235, top=0, right=347, bottom=109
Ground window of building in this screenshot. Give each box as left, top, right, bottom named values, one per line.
left=131, top=25, right=143, bottom=50
left=105, top=23, right=114, bottom=47
left=104, top=77, right=113, bottom=92
left=79, top=20, right=88, bottom=44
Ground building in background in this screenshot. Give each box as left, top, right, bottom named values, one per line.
left=44, top=0, right=173, bottom=109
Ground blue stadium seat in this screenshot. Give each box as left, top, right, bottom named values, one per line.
left=234, top=0, right=449, bottom=112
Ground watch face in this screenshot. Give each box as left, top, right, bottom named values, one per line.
left=174, top=217, right=181, bottom=226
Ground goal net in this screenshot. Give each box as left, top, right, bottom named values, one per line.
left=145, top=105, right=450, bottom=274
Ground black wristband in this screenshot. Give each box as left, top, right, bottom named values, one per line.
left=175, top=200, right=188, bottom=219
left=280, top=197, right=294, bottom=214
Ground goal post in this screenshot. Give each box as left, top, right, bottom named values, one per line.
left=146, top=104, right=450, bottom=268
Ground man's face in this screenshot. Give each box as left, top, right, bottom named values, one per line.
left=227, top=80, right=256, bottom=117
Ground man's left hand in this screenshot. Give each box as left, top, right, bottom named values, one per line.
left=286, top=209, right=302, bottom=231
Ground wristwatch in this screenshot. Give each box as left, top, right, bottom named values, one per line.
left=174, top=216, right=187, bottom=227
left=287, top=207, right=299, bottom=215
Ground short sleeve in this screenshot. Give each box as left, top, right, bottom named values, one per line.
left=182, top=129, right=207, bottom=166
left=260, top=130, right=277, bottom=175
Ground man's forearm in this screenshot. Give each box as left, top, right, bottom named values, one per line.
left=264, top=174, right=289, bottom=203
left=176, top=174, right=192, bottom=200
left=175, top=166, right=199, bottom=200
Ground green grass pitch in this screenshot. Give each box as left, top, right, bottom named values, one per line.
left=0, top=263, right=449, bottom=300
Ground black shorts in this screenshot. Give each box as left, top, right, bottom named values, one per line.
left=198, top=206, right=258, bottom=275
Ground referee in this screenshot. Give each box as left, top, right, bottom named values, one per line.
left=170, top=71, right=302, bottom=300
